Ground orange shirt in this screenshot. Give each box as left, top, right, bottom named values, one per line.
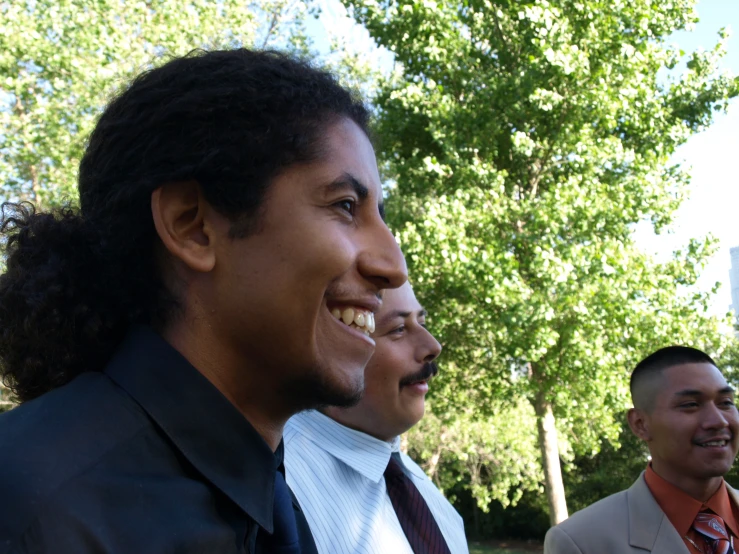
left=645, top=464, right=739, bottom=553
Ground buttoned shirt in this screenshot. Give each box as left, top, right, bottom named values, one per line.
left=0, top=326, right=317, bottom=554
left=645, top=464, right=739, bottom=553
left=284, top=410, right=469, bottom=554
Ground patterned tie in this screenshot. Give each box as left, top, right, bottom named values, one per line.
left=259, top=469, right=302, bottom=554
left=384, top=454, right=452, bottom=554
left=692, top=512, right=735, bottom=554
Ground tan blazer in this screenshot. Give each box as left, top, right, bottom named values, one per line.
left=544, top=472, right=739, bottom=554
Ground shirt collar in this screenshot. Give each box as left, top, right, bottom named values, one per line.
left=705, top=480, right=739, bottom=538
left=105, top=326, right=278, bottom=532
left=645, top=464, right=738, bottom=537
left=289, top=410, right=424, bottom=482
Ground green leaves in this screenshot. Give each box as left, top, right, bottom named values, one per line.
left=0, top=0, right=312, bottom=207
left=407, top=399, right=543, bottom=510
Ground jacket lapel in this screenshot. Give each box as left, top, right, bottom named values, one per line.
left=628, top=472, right=690, bottom=553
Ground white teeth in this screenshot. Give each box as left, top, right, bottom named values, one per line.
left=341, top=308, right=355, bottom=325
left=702, top=441, right=727, bottom=447
left=332, top=306, right=374, bottom=335
left=347, top=322, right=370, bottom=336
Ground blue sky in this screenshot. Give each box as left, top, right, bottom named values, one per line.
left=308, top=0, right=739, bottom=318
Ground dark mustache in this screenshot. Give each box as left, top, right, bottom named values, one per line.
left=399, top=361, right=439, bottom=387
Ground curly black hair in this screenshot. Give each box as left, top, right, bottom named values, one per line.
left=0, top=48, right=370, bottom=402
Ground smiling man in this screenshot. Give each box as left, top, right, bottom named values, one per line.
left=0, top=49, right=406, bottom=553
left=545, top=346, right=739, bottom=554
left=284, top=281, right=469, bottom=554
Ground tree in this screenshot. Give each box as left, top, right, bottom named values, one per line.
left=0, top=0, right=316, bottom=207
left=342, top=0, right=739, bottom=524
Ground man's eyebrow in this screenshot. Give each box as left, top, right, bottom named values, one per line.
left=326, top=173, right=369, bottom=200
left=378, top=309, right=411, bottom=328
left=674, top=387, right=736, bottom=397
left=377, top=308, right=428, bottom=329
left=674, top=389, right=704, bottom=397
left=325, top=173, right=387, bottom=221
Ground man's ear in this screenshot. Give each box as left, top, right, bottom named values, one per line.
left=151, top=181, right=217, bottom=273
left=627, top=407, right=652, bottom=442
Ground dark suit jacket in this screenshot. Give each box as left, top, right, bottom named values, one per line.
left=0, top=327, right=317, bottom=554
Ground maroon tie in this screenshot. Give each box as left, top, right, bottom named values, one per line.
left=384, top=454, right=453, bottom=554
left=692, top=512, right=735, bottom=554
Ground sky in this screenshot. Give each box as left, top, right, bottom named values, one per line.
left=644, top=0, right=739, bottom=318
left=306, top=0, right=739, bottom=318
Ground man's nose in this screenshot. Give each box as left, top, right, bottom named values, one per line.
left=420, top=328, right=442, bottom=364
left=357, top=220, right=408, bottom=291
left=703, top=404, right=731, bottom=429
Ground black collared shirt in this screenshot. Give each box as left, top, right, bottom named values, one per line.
left=0, top=327, right=317, bottom=554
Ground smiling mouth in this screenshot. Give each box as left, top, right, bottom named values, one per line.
left=697, top=440, right=730, bottom=448
left=330, top=307, right=375, bottom=336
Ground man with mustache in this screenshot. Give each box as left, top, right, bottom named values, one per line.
left=545, top=346, right=739, bottom=554
left=284, top=281, right=469, bottom=554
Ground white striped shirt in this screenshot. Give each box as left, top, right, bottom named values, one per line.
left=284, top=410, right=469, bottom=554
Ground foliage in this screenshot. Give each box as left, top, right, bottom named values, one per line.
left=717, top=330, right=739, bottom=380
left=461, top=487, right=550, bottom=542
left=562, top=416, right=649, bottom=513
left=408, top=398, right=543, bottom=509
left=344, top=0, right=739, bottom=515
left=0, top=0, right=315, bottom=207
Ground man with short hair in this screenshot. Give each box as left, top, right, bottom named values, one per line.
left=545, top=346, right=739, bottom=554
left=284, top=281, right=469, bottom=554
left=0, top=49, right=407, bottom=553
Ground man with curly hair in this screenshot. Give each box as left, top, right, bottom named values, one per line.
left=0, top=49, right=407, bottom=554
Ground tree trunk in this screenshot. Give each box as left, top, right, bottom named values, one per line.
left=533, top=390, right=569, bottom=526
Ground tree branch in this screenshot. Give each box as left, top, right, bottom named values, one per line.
left=529, top=104, right=572, bottom=198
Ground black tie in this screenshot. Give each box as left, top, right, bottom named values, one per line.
left=384, top=454, right=452, bottom=554
left=259, top=468, right=301, bottom=554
